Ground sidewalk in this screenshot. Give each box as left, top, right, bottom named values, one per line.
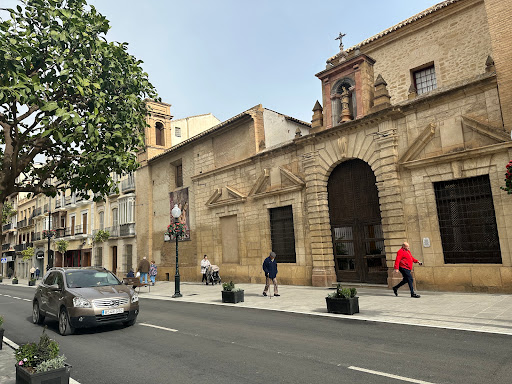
left=1, top=278, right=512, bottom=383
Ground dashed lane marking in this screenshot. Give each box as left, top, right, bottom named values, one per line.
left=348, top=366, right=437, bottom=384
left=140, top=323, right=178, bottom=332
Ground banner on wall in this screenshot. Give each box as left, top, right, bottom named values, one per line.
left=169, top=187, right=191, bottom=240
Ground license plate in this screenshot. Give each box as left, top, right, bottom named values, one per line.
left=102, top=308, right=124, bottom=316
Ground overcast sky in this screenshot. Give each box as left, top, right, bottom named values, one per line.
left=6, top=0, right=441, bottom=123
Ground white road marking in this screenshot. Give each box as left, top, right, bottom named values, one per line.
left=348, top=366, right=437, bottom=384
left=13, top=296, right=22, bottom=300
left=140, top=323, right=178, bottom=332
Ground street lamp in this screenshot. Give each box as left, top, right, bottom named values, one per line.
left=171, top=204, right=182, bottom=298
left=47, top=197, right=53, bottom=269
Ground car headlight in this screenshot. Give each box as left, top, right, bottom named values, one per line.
left=73, top=296, right=92, bottom=308
left=131, top=293, right=139, bottom=303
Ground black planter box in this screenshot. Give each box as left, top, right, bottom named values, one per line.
left=222, top=290, right=244, bottom=304
left=28, top=280, right=36, bottom=286
left=15, top=363, right=71, bottom=384
left=325, top=297, right=359, bottom=315
left=0, top=328, right=4, bottom=350
left=12, top=280, right=18, bottom=284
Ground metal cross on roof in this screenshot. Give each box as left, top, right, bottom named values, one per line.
left=335, top=32, right=346, bottom=50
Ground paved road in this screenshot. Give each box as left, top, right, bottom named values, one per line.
left=1, top=284, right=511, bottom=384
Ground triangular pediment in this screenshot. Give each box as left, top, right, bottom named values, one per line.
left=206, top=186, right=246, bottom=208
left=461, top=115, right=509, bottom=142
left=398, top=123, right=436, bottom=164
left=249, top=167, right=304, bottom=199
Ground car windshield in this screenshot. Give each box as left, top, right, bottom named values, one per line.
left=65, top=270, right=121, bottom=288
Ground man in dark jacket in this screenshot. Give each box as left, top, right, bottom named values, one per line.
left=138, top=256, right=150, bottom=285
left=262, top=251, right=279, bottom=297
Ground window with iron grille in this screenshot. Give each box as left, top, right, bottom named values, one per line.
left=175, top=127, right=181, bottom=137
left=269, top=206, right=296, bottom=263
left=176, top=163, right=183, bottom=188
left=414, top=65, right=437, bottom=95
left=434, top=175, right=501, bottom=264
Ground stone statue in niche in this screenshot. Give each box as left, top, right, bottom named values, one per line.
left=339, top=86, right=354, bottom=123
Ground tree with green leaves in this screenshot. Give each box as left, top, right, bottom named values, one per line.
left=2, top=201, right=16, bottom=224
left=0, top=0, right=158, bottom=214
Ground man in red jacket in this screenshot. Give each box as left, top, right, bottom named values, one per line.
left=392, top=242, right=423, bottom=298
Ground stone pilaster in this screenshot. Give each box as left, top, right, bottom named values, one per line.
left=302, top=150, right=337, bottom=287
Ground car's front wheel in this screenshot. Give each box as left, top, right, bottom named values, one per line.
left=58, top=308, right=75, bottom=336
left=32, top=301, right=45, bottom=325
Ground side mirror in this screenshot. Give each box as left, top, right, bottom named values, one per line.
left=49, top=284, right=60, bottom=291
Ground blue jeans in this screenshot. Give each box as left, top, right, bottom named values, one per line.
left=150, top=275, right=155, bottom=284
left=140, top=272, right=148, bottom=284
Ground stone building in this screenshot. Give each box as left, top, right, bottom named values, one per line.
left=138, top=0, right=512, bottom=292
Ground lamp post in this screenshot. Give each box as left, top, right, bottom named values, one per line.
left=171, top=204, right=182, bottom=298
left=47, top=197, right=53, bottom=269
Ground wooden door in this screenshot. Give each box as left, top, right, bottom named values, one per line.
left=328, top=159, right=387, bottom=283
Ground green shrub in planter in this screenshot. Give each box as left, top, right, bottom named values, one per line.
left=29, top=278, right=37, bottom=286
left=12, top=277, right=18, bottom=284
left=326, top=284, right=359, bottom=315
left=221, top=281, right=244, bottom=304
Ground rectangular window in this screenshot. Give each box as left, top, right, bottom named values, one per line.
left=82, top=212, right=87, bottom=234
left=95, top=247, right=103, bottom=267
left=221, top=215, right=239, bottom=263
left=414, top=65, right=437, bottom=95
left=175, top=127, right=181, bottom=137
left=269, top=206, right=296, bottom=263
left=176, top=163, right=183, bottom=188
left=99, top=211, right=104, bottom=230
left=434, top=175, right=501, bottom=264
left=123, top=244, right=132, bottom=273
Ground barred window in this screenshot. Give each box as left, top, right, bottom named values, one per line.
left=175, top=127, right=181, bottom=137
left=94, top=247, right=103, bottom=267
left=434, top=175, right=501, bottom=264
left=414, top=65, right=437, bottom=95
left=269, top=206, right=296, bottom=263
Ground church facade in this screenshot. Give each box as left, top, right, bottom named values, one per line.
left=137, top=0, right=512, bottom=292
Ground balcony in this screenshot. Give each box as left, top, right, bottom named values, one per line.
left=75, top=225, right=84, bottom=235
left=2, top=243, right=11, bottom=251
left=44, top=204, right=49, bottom=213
left=14, top=242, right=33, bottom=252
left=107, top=226, right=120, bottom=238
left=64, top=196, right=72, bottom=206
left=55, top=199, right=62, bottom=209
left=34, top=207, right=42, bottom=217
left=17, top=219, right=27, bottom=228
left=121, top=176, right=135, bottom=193
left=34, top=232, right=42, bottom=241
left=120, top=223, right=135, bottom=237
left=2, top=222, right=13, bottom=232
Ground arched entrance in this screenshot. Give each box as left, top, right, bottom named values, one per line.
left=327, top=159, right=387, bottom=283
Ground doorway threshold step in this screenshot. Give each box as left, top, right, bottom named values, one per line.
left=332, top=282, right=388, bottom=289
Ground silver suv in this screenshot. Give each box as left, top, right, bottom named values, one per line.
left=32, top=267, right=139, bottom=335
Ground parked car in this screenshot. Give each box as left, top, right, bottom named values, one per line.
left=32, top=267, right=139, bottom=335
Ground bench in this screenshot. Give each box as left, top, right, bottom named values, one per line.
left=123, top=277, right=151, bottom=293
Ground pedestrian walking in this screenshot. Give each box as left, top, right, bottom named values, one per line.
left=137, top=256, right=150, bottom=285
left=262, top=251, right=279, bottom=297
left=200, top=255, right=211, bottom=285
left=149, top=260, right=158, bottom=286
left=35, top=267, right=40, bottom=279
left=392, top=242, right=423, bottom=298
left=30, top=266, right=36, bottom=279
